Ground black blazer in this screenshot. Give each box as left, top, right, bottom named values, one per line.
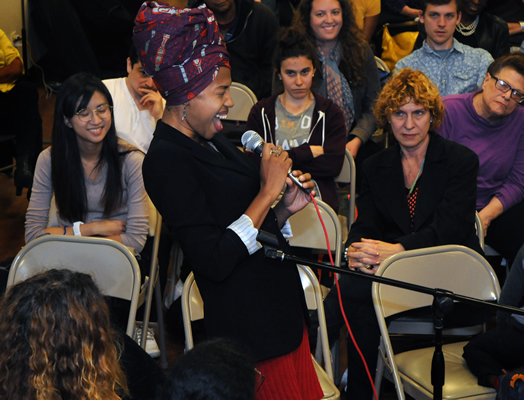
left=347, top=133, right=483, bottom=254
left=143, top=121, right=307, bottom=361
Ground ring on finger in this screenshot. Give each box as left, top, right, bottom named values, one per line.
left=270, top=148, right=281, bottom=156
left=365, top=264, right=373, bottom=270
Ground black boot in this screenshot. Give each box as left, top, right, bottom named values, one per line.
left=14, top=154, right=34, bottom=196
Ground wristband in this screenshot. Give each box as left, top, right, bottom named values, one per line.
left=73, top=221, right=84, bottom=236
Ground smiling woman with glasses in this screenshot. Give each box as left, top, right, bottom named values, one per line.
left=25, top=72, right=149, bottom=253
left=438, top=53, right=524, bottom=265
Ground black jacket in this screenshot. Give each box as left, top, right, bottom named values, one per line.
left=143, top=121, right=308, bottom=362
left=347, top=133, right=483, bottom=254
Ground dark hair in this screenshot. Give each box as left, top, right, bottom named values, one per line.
left=273, top=28, right=320, bottom=92
left=0, top=269, right=128, bottom=400
left=51, top=72, right=129, bottom=223
left=129, top=46, right=140, bottom=67
left=421, top=0, right=462, bottom=13
left=293, top=0, right=368, bottom=87
left=487, top=53, right=524, bottom=79
left=160, top=339, right=256, bottom=400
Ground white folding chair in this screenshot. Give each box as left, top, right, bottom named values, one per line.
left=287, top=199, right=344, bottom=268
left=372, top=245, right=500, bottom=400
left=334, top=149, right=356, bottom=233
left=136, top=204, right=168, bottom=368
left=227, top=82, right=258, bottom=122
left=181, top=266, right=340, bottom=399
left=8, top=235, right=141, bottom=338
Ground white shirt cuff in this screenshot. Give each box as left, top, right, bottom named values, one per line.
left=228, top=214, right=262, bottom=255
left=281, top=220, right=292, bottom=239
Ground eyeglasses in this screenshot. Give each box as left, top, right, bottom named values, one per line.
left=491, top=75, right=524, bottom=106
left=75, top=103, right=113, bottom=122
left=255, top=369, right=265, bottom=393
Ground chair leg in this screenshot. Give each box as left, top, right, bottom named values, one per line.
left=155, top=278, right=168, bottom=369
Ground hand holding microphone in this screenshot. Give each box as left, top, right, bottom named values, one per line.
left=242, top=130, right=312, bottom=194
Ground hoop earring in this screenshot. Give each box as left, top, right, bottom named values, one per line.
left=182, top=103, right=187, bottom=121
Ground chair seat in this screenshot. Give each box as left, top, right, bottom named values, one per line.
left=312, top=356, right=340, bottom=400
left=396, top=341, right=496, bottom=400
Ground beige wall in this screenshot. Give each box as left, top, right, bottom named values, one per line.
left=0, top=0, right=24, bottom=45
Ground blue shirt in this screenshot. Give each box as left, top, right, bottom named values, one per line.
left=395, top=39, right=493, bottom=97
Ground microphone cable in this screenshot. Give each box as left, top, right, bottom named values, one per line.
left=308, top=192, right=379, bottom=400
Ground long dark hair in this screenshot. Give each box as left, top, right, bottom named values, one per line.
left=293, top=0, right=368, bottom=87
left=51, top=72, right=129, bottom=223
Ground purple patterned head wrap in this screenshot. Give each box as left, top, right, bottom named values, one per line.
left=133, top=2, right=230, bottom=106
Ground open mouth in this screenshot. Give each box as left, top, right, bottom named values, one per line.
left=213, top=109, right=228, bottom=132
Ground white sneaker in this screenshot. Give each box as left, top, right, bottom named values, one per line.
left=136, top=327, right=161, bottom=358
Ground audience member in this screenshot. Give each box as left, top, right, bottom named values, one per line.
left=454, top=0, right=510, bottom=59
left=486, top=0, right=524, bottom=49
left=395, top=0, right=493, bottom=96
left=0, top=269, right=128, bottom=400
left=246, top=28, right=346, bottom=212
left=202, top=0, right=278, bottom=100
left=25, top=72, right=148, bottom=252
left=352, top=0, right=381, bottom=42
left=0, top=29, right=42, bottom=195
left=437, top=53, right=524, bottom=264
left=320, top=68, right=481, bottom=400
left=103, top=48, right=165, bottom=153
left=293, top=0, right=381, bottom=179
left=160, top=339, right=257, bottom=400
left=0, top=268, right=165, bottom=400
left=463, top=244, right=524, bottom=399
left=134, top=3, right=323, bottom=398
left=381, top=0, right=422, bottom=22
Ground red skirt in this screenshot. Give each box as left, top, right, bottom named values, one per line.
left=254, top=326, right=324, bottom=400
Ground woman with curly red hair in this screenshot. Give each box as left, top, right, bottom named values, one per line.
left=0, top=269, right=128, bottom=400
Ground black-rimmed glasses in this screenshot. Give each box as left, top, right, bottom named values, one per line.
left=491, top=75, right=524, bottom=106
left=75, top=103, right=113, bottom=122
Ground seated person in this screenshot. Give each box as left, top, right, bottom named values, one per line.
left=202, top=0, right=279, bottom=100
left=246, top=28, right=346, bottom=212
left=160, top=339, right=257, bottom=400
left=486, top=0, right=524, bottom=50
left=25, top=72, right=148, bottom=253
left=352, top=0, right=381, bottom=43
left=381, top=0, right=422, bottom=22
left=395, top=0, right=493, bottom=97
left=437, top=53, right=524, bottom=265
left=0, top=29, right=42, bottom=195
left=453, top=0, right=510, bottom=59
left=320, top=68, right=481, bottom=400
left=103, top=48, right=165, bottom=153
left=0, top=269, right=165, bottom=400
left=293, top=0, right=381, bottom=187
left=463, top=244, right=524, bottom=399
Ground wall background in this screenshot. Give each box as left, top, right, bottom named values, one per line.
left=1, top=0, right=24, bottom=47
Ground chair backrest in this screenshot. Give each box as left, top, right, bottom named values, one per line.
left=8, top=235, right=141, bottom=337
left=373, top=245, right=500, bottom=319
left=287, top=199, right=343, bottom=267
left=182, top=265, right=335, bottom=380
left=226, top=82, right=258, bottom=122
left=334, top=149, right=356, bottom=228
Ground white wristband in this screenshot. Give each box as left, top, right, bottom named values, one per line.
left=73, top=221, right=84, bottom=236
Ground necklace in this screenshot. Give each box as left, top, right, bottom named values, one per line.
left=456, top=15, right=479, bottom=36
left=281, top=92, right=313, bottom=116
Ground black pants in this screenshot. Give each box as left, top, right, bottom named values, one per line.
left=484, top=199, right=524, bottom=265
left=463, top=319, right=524, bottom=387
left=320, top=274, right=381, bottom=400
left=0, top=80, right=42, bottom=158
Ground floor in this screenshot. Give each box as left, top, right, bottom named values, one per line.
left=0, top=87, right=405, bottom=399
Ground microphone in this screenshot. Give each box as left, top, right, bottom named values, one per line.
left=241, top=130, right=311, bottom=194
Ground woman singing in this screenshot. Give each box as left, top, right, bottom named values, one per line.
left=134, top=3, right=323, bottom=399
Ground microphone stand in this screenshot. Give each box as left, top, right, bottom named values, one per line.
left=265, top=248, right=524, bottom=400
